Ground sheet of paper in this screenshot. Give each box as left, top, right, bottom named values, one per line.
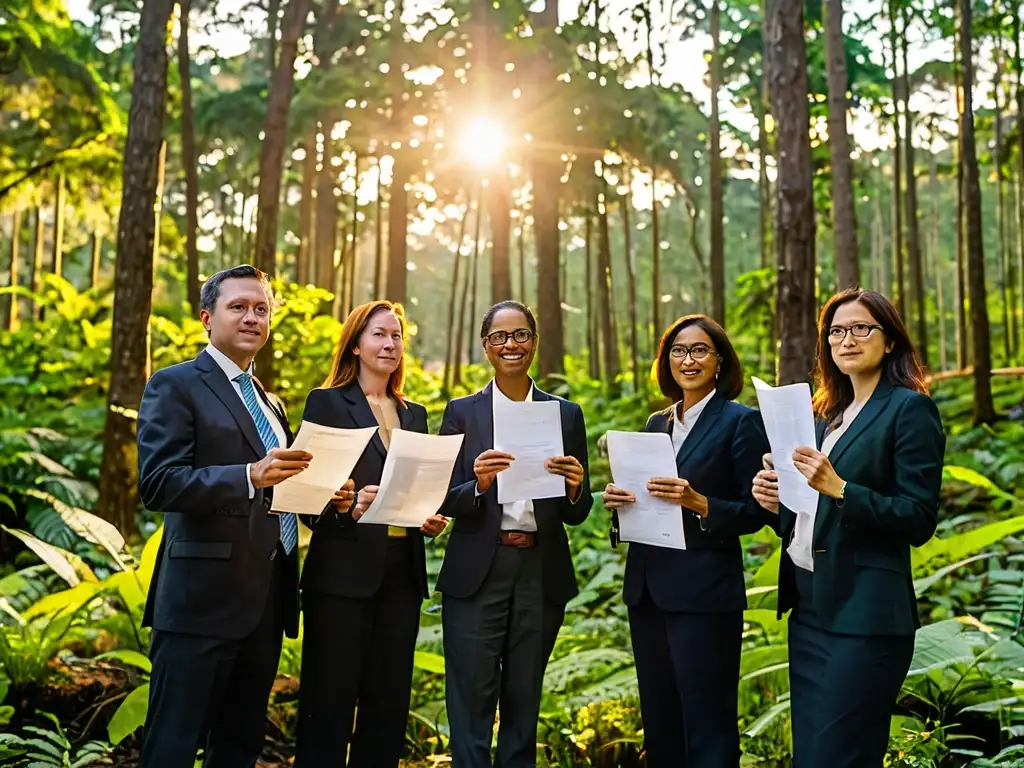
left=271, top=423, right=378, bottom=516
left=492, top=399, right=565, bottom=504
left=751, top=377, right=819, bottom=514
left=606, top=431, right=686, bottom=550
left=358, top=430, right=464, bottom=527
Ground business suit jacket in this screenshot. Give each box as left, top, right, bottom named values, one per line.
left=776, top=380, right=944, bottom=636
left=299, top=382, right=432, bottom=599
left=137, top=349, right=299, bottom=641
left=437, top=382, right=593, bottom=606
left=623, top=394, right=773, bottom=613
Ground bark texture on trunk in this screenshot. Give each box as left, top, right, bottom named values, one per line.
left=488, top=175, right=512, bottom=303
left=385, top=154, right=409, bottom=304
left=709, top=0, right=726, bottom=325
left=622, top=195, right=640, bottom=392
left=532, top=157, right=564, bottom=379
left=900, top=2, right=925, bottom=363
left=179, top=0, right=201, bottom=315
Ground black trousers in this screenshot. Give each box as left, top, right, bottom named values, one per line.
left=139, top=554, right=285, bottom=768
left=442, top=545, right=564, bottom=768
left=628, top=589, right=743, bottom=768
left=294, top=538, right=422, bottom=768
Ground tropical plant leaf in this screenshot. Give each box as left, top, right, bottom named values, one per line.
left=107, top=683, right=149, bottom=745
left=95, top=649, right=152, bottom=674
left=23, top=488, right=127, bottom=566
left=2, top=526, right=80, bottom=586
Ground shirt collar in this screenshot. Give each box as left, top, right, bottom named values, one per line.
left=205, top=343, right=253, bottom=382
left=491, top=378, right=535, bottom=406
left=675, top=388, right=716, bottom=426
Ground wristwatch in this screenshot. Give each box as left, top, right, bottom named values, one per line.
left=836, top=480, right=848, bottom=507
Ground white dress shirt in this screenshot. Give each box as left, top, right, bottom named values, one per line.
left=670, top=389, right=717, bottom=456
left=204, top=343, right=287, bottom=498
left=492, top=380, right=538, bottom=532
left=787, top=398, right=866, bottom=572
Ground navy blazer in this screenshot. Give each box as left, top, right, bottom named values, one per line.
left=776, top=381, right=943, bottom=636
left=298, top=382, right=432, bottom=599
left=437, top=382, right=593, bottom=606
left=137, top=349, right=299, bottom=640
left=622, top=393, right=773, bottom=613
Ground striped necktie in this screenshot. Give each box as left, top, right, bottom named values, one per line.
left=235, top=372, right=298, bottom=555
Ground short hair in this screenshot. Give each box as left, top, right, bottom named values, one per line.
left=322, top=301, right=407, bottom=403
left=200, top=265, right=273, bottom=313
left=654, top=314, right=744, bottom=401
left=479, top=300, right=537, bottom=338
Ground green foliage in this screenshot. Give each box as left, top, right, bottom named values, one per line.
left=0, top=711, right=113, bottom=767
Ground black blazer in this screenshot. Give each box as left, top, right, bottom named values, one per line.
left=623, top=394, right=773, bottom=613
left=137, top=349, right=299, bottom=640
left=437, top=382, right=593, bottom=606
left=299, top=382, right=432, bottom=599
left=776, top=380, right=944, bottom=636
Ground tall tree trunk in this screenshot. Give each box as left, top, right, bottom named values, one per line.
left=90, top=230, right=102, bottom=289
left=929, top=148, right=948, bottom=370
left=758, top=92, right=771, bottom=271
left=517, top=214, right=527, bottom=304
left=585, top=208, right=599, bottom=380
left=622, top=194, right=640, bottom=393
left=532, top=157, right=564, bottom=379
left=8, top=210, right=21, bottom=332
left=995, top=38, right=1011, bottom=362
left=954, top=20, right=968, bottom=370
left=219, top=188, right=230, bottom=270
left=651, top=171, right=661, bottom=349
left=901, top=2, right=926, bottom=363
left=32, top=205, right=43, bottom=319
left=452, top=197, right=478, bottom=389
left=598, top=186, right=621, bottom=387
left=709, top=0, right=726, bottom=325
left=267, top=0, right=280, bottom=68
left=374, top=160, right=385, bottom=299
left=344, top=156, right=359, bottom=314
left=385, top=155, right=409, bottom=304
left=888, top=0, right=904, bottom=311
left=488, top=175, right=512, bottom=303
left=95, top=0, right=175, bottom=537
left=1016, top=7, right=1024, bottom=358
left=297, top=128, right=316, bottom=285
left=52, top=171, right=65, bottom=279
left=823, top=0, right=860, bottom=289
left=179, top=0, right=201, bottom=315
left=316, top=120, right=340, bottom=294
left=959, top=0, right=995, bottom=423
left=444, top=191, right=471, bottom=392
left=766, top=0, right=817, bottom=385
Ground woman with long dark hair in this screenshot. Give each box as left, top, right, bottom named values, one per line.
left=602, top=314, right=773, bottom=767
left=294, top=301, right=447, bottom=767
left=752, top=289, right=944, bottom=767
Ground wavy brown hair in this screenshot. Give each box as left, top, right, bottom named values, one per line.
left=321, top=301, right=407, bottom=403
left=654, top=314, right=744, bottom=402
left=811, top=289, right=927, bottom=424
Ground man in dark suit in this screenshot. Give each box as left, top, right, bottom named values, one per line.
left=437, top=301, right=593, bottom=768
left=136, top=264, right=351, bottom=768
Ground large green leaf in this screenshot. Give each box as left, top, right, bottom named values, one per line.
left=906, top=620, right=976, bottom=677
left=413, top=651, right=446, bottom=675
left=913, top=515, right=1024, bottom=572
left=107, top=683, right=149, bottom=745
left=95, top=649, right=152, bottom=674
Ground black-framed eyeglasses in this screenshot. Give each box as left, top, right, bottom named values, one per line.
left=828, top=323, right=883, bottom=344
left=484, top=328, right=535, bottom=346
left=669, top=343, right=716, bottom=361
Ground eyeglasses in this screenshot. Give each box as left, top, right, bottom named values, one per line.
left=484, top=328, right=535, bottom=346
left=828, top=323, right=883, bottom=344
left=669, top=343, right=716, bottom=361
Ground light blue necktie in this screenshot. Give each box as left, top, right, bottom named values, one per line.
left=235, top=372, right=298, bottom=555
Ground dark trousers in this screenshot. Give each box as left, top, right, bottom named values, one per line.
left=442, top=545, right=564, bottom=768
left=789, top=618, right=914, bottom=768
left=139, top=556, right=285, bottom=768
left=628, top=591, right=743, bottom=768
left=294, top=538, right=422, bottom=768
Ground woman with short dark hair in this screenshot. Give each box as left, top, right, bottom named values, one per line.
left=752, top=289, right=944, bottom=767
left=603, top=314, right=774, bottom=767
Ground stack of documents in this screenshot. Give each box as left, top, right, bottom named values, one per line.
left=606, top=431, right=686, bottom=550
left=493, top=399, right=565, bottom=504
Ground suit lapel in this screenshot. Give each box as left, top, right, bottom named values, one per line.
left=473, top=383, right=495, bottom=456
left=398, top=399, right=417, bottom=430
left=343, top=382, right=387, bottom=459
left=196, top=350, right=266, bottom=458
left=815, top=419, right=827, bottom=450
left=675, top=394, right=726, bottom=473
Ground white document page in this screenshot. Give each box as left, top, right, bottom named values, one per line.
left=492, top=399, right=565, bottom=504
left=271, top=423, right=378, bottom=515
left=606, top=431, right=686, bottom=550
left=751, top=377, right=819, bottom=514
left=358, top=430, right=464, bottom=527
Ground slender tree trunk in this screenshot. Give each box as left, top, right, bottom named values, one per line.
left=955, top=21, right=968, bottom=370
left=585, top=208, right=599, bottom=379
left=532, top=157, right=564, bottom=378
left=1016, top=7, right=1024, bottom=357
left=901, top=2, right=926, bottom=362
left=96, top=0, right=175, bottom=537
left=651, top=171, right=661, bottom=349
left=90, top=230, right=102, bottom=289
left=8, top=210, right=21, bottom=332
left=219, top=188, right=230, bottom=270
left=488, top=175, right=512, bottom=303
left=823, top=0, right=860, bottom=289
left=468, top=191, right=482, bottom=366
left=452, top=197, right=478, bottom=389
left=766, top=0, right=817, bottom=384
left=888, top=0, right=904, bottom=311
left=995, top=38, right=1011, bottom=362
left=385, top=154, right=409, bottom=304
left=959, top=0, right=995, bottom=422
left=253, top=0, right=310, bottom=389
left=52, top=171, right=65, bottom=279
left=872, top=168, right=885, bottom=292
left=622, top=194, right=640, bottom=392
left=316, top=121, right=340, bottom=294
left=179, top=0, right=201, bottom=315
left=758, top=93, right=771, bottom=271
left=374, top=161, right=385, bottom=299
left=517, top=214, right=527, bottom=304
left=297, top=128, right=316, bottom=285
left=267, top=0, right=280, bottom=68
left=32, top=205, right=43, bottom=319
left=929, top=147, right=947, bottom=371
left=709, top=0, right=726, bottom=325
left=345, top=156, right=359, bottom=314
left=598, top=185, right=621, bottom=386
left=444, top=191, right=471, bottom=392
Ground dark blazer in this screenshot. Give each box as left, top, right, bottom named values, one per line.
left=623, top=394, right=773, bottom=613
left=776, top=380, right=944, bottom=636
left=437, top=382, right=593, bottom=605
left=299, top=382, right=432, bottom=599
left=138, top=349, right=299, bottom=641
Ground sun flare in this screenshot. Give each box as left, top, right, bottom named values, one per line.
left=454, top=115, right=507, bottom=168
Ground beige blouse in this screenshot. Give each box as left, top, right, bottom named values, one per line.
left=365, top=392, right=407, bottom=538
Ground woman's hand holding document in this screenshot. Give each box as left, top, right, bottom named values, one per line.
left=492, top=399, right=565, bottom=504
left=271, top=423, right=378, bottom=515
left=605, top=431, right=686, bottom=550
left=356, top=430, right=464, bottom=528
left=750, top=377, right=819, bottom=514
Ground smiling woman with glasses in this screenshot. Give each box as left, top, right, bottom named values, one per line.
left=602, top=314, right=774, bottom=767
left=752, top=289, right=944, bottom=767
